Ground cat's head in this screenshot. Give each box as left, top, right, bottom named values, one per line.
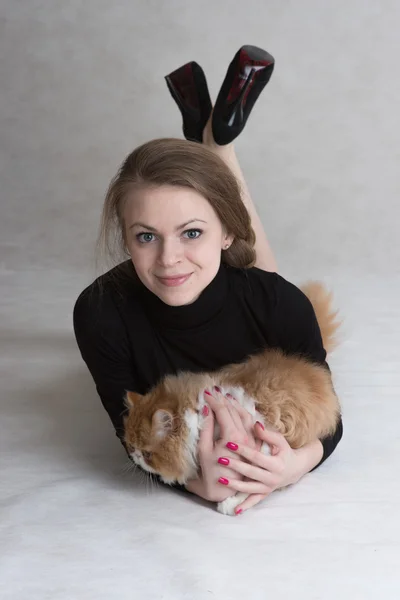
left=123, top=373, right=211, bottom=485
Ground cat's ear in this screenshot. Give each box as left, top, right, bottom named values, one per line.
left=125, top=391, right=142, bottom=410
left=152, top=409, right=174, bottom=439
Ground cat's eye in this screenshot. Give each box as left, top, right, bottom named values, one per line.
left=142, top=451, right=152, bottom=461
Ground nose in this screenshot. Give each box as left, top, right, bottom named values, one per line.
left=157, top=238, right=183, bottom=267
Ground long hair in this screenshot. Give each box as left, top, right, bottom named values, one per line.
left=97, top=138, right=256, bottom=272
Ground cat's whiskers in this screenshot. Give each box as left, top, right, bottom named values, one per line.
left=140, top=469, right=154, bottom=495
left=119, top=452, right=161, bottom=494
left=146, top=472, right=158, bottom=495
left=144, top=472, right=152, bottom=495
left=120, top=459, right=138, bottom=476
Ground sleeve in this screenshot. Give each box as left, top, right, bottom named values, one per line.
left=272, top=275, right=343, bottom=469
left=73, top=287, right=190, bottom=494
left=73, top=287, right=136, bottom=449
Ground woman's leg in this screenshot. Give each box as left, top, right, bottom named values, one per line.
left=203, top=114, right=278, bottom=273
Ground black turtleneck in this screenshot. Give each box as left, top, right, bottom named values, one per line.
left=73, top=261, right=343, bottom=471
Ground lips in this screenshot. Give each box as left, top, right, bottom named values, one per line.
left=156, top=273, right=192, bottom=287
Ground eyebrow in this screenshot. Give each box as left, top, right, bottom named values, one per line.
left=129, top=219, right=207, bottom=232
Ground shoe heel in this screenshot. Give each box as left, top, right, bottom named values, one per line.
left=165, top=61, right=212, bottom=143
left=212, top=45, right=275, bottom=145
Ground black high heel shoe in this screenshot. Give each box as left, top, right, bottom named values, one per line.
left=165, top=61, right=212, bottom=143
left=212, top=45, right=275, bottom=145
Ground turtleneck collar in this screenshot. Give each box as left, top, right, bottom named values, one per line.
left=135, top=262, right=230, bottom=330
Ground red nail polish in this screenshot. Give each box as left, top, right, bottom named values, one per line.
left=214, top=386, right=221, bottom=393
left=204, top=390, right=212, bottom=396
left=226, top=442, right=238, bottom=451
left=202, top=405, right=209, bottom=416
left=235, top=508, right=243, bottom=515
left=256, top=421, right=265, bottom=430
left=218, top=457, right=230, bottom=466
left=226, top=393, right=233, bottom=399
left=218, top=477, right=229, bottom=485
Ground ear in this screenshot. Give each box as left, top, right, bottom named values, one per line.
left=124, top=391, right=143, bottom=410
left=221, top=231, right=235, bottom=250
left=152, top=409, right=174, bottom=440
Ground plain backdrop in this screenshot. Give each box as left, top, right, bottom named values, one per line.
left=1, top=1, right=399, bottom=599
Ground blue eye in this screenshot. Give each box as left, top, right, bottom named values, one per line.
left=137, top=232, right=156, bottom=243
left=183, top=229, right=202, bottom=240
left=136, top=229, right=202, bottom=243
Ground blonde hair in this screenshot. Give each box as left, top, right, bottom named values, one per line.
left=97, top=138, right=256, bottom=271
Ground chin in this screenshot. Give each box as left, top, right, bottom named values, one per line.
left=152, top=278, right=201, bottom=306
left=159, top=289, right=200, bottom=307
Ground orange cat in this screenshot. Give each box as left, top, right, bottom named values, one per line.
left=123, top=282, right=341, bottom=515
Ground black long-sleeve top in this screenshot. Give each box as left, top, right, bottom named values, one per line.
left=73, top=260, right=343, bottom=472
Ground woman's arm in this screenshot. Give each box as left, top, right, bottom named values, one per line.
left=202, top=114, right=278, bottom=273
left=310, top=416, right=343, bottom=471
left=294, top=439, right=324, bottom=475
left=73, top=287, right=137, bottom=446
left=73, top=287, right=200, bottom=495
left=271, top=274, right=344, bottom=467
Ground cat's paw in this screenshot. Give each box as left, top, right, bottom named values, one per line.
left=217, top=492, right=249, bottom=516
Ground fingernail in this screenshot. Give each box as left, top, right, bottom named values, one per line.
left=226, top=442, right=238, bottom=451
left=204, top=390, right=212, bottom=397
left=214, top=386, right=221, bottom=393
left=235, top=508, right=243, bottom=515
left=218, top=477, right=229, bottom=485
left=202, top=405, right=209, bottom=417
left=218, top=457, right=230, bottom=466
left=256, top=421, right=265, bottom=430
left=226, top=393, right=233, bottom=399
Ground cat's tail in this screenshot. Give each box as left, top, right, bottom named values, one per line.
left=300, top=281, right=342, bottom=354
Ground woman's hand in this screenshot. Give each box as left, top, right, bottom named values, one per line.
left=220, top=423, right=324, bottom=513
left=185, top=387, right=259, bottom=503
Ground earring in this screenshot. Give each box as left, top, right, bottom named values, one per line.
left=224, top=243, right=230, bottom=250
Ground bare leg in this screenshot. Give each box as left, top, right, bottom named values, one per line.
left=203, top=113, right=277, bottom=273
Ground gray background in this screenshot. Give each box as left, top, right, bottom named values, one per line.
left=1, top=1, right=399, bottom=599
left=2, top=0, right=399, bottom=277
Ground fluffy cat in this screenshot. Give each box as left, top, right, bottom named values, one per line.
left=123, top=281, right=342, bottom=515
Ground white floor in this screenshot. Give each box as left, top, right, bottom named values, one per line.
left=1, top=268, right=399, bottom=599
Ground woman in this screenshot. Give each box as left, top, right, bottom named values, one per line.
left=73, top=60, right=342, bottom=516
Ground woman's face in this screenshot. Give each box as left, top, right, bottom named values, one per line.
left=124, top=185, right=233, bottom=306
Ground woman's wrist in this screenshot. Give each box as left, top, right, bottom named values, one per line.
left=185, top=475, right=214, bottom=501
left=292, top=439, right=324, bottom=483
left=185, top=477, right=202, bottom=496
